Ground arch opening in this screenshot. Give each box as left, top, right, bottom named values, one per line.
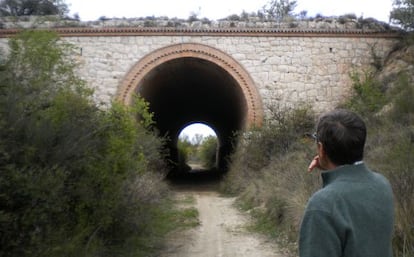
left=118, top=43, right=263, bottom=176
left=139, top=57, right=245, bottom=173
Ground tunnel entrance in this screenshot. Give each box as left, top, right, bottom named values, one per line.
left=139, top=56, right=245, bottom=172
left=118, top=43, right=263, bottom=175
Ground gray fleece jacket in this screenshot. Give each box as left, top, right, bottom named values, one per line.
left=299, top=163, right=394, bottom=257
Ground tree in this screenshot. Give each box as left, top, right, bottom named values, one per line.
left=192, top=133, right=204, bottom=146
left=198, top=136, right=218, bottom=169
left=0, top=0, right=68, bottom=17
left=262, top=0, right=297, bottom=22
left=390, top=0, right=414, bottom=30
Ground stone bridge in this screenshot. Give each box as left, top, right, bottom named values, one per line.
left=0, top=25, right=400, bottom=171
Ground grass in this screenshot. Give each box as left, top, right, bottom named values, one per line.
left=170, top=207, right=200, bottom=229
left=133, top=197, right=199, bottom=257
left=163, top=194, right=200, bottom=230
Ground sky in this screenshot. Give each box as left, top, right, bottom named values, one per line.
left=179, top=123, right=217, bottom=140
left=66, top=0, right=394, bottom=23
left=65, top=0, right=394, bottom=138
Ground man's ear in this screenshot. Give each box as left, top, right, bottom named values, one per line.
left=317, top=142, right=325, bottom=157
left=317, top=142, right=328, bottom=169
left=317, top=142, right=336, bottom=170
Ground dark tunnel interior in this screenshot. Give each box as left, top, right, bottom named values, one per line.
left=137, top=57, right=247, bottom=175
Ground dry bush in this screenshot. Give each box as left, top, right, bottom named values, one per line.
left=222, top=104, right=317, bottom=250
left=366, top=124, right=414, bottom=256
left=221, top=104, right=314, bottom=195
left=345, top=64, right=414, bottom=256
left=260, top=143, right=321, bottom=236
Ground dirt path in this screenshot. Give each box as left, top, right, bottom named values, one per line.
left=161, top=189, right=287, bottom=257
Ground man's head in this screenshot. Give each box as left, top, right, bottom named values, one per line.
left=316, top=109, right=366, bottom=166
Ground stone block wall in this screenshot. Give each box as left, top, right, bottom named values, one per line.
left=0, top=30, right=398, bottom=118
left=61, top=34, right=396, bottom=115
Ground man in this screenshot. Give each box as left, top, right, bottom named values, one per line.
left=299, top=109, right=394, bottom=257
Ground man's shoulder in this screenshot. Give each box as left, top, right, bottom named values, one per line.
left=306, top=187, right=337, bottom=213
left=368, top=170, right=394, bottom=199
left=362, top=167, right=393, bottom=193
left=370, top=170, right=392, bottom=185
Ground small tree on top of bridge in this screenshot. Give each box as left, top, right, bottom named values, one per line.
left=262, top=0, right=297, bottom=22
left=390, top=0, right=414, bottom=30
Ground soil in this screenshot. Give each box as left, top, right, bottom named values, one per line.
left=161, top=174, right=288, bottom=257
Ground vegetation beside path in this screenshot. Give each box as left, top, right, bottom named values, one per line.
left=0, top=30, right=197, bottom=257
left=221, top=34, right=414, bottom=257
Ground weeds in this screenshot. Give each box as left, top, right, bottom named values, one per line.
left=223, top=47, right=414, bottom=256
left=221, top=105, right=317, bottom=255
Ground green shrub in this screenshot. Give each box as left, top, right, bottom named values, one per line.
left=177, top=135, right=192, bottom=163
left=343, top=61, right=414, bottom=256
left=230, top=104, right=312, bottom=181
left=0, top=30, right=172, bottom=257
left=177, top=135, right=197, bottom=170
left=344, top=70, right=387, bottom=116
left=221, top=104, right=314, bottom=194
left=198, top=136, right=218, bottom=169
left=390, top=0, right=414, bottom=30
left=388, top=72, right=414, bottom=125
left=363, top=70, right=414, bottom=256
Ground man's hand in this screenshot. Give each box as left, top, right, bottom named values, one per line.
left=308, top=155, right=321, bottom=172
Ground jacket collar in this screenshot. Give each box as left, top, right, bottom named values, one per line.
left=321, top=162, right=367, bottom=187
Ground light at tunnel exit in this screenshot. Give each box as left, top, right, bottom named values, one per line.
left=179, top=123, right=217, bottom=143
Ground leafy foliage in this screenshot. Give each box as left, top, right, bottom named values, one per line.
left=262, top=0, right=297, bottom=22
left=198, top=136, right=218, bottom=169
left=0, top=30, right=172, bottom=257
left=177, top=135, right=193, bottom=170
left=0, top=0, right=68, bottom=17
left=391, top=0, right=414, bottom=30
left=344, top=70, right=387, bottom=116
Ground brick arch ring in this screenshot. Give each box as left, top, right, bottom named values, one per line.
left=117, top=42, right=263, bottom=127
